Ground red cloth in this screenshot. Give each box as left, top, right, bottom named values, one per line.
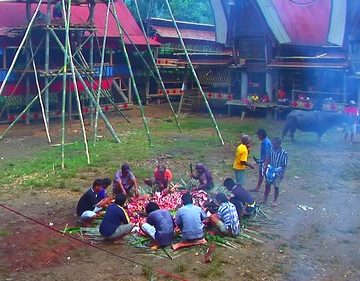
left=344, top=106, right=358, bottom=116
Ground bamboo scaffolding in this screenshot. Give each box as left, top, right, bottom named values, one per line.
left=49, top=27, right=130, bottom=124
left=164, top=0, right=225, bottom=145
left=110, top=0, right=152, bottom=146
left=132, top=0, right=182, bottom=133
left=0, top=0, right=43, bottom=97
left=62, top=2, right=91, bottom=164
left=0, top=67, right=65, bottom=140
left=29, top=39, right=52, bottom=144
left=94, top=0, right=111, bottom=146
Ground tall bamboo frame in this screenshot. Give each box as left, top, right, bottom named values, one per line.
left=0, top=0, right=225, bottom=167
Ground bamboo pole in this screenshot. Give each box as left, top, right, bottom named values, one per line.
left=45, top=0, right=51, bottom=125
left=94, top=0, right=111, bottom=146
left=0, top=0, right=43, bottom=97
left=132, top=0, right=182, bottom=133
left=164, top=0, right=225, bottom=145
left=25, top=2, right=31, bottom=125
left=110, top=0, right=152, bottom=146
left=29, top=40, right=52, bottom=144
left=74, top=67, right=121, bottom=143
left=60, top=0, right=71, bottom=169
left=63, top=2, right=91, bottom=164
left=89, top=2, right=95, bottom=127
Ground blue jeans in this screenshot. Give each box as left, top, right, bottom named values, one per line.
left=234, top=169, right=245, bottom=186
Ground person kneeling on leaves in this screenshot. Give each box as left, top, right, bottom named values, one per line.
left=223, top=178, right=256, bottom=218
left=176, top=193, right=208, bottom=241
left=99, top=194, right=134, bottom=242
left=209, top=193, right=240, bottom=236
left=141, top=202, right=174, bottom=249
left=190, top=163, right=214, bottom=191
left=144, top=165, right=173, bottom=193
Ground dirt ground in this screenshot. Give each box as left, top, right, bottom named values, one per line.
left=0, top=105, right=360, bottom=281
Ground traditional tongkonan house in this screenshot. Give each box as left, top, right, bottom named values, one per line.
left=0, top=0, right=158, bottom=124
left=145, top=17, right=234, bottom=113
left=211, top=0, right=358, bottom=118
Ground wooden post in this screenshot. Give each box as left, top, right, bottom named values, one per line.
left=241, top=72, right=248, bottom=98
left=266, top=72, right=273, bottom=102
left=2, top=48, right=5, bottom=69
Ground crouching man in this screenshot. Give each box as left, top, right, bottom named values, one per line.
left=209, top=193, right=240, bottom=236
left=99, top=194, right=134, bottom=242
left=176, top=193, right=208, bottom=241
left=141, top=202, right=174, bottom=249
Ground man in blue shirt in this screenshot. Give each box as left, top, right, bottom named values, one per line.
left=141, top=202, right=174, bottom=247
left=224, top=178, right=256, bottom=217
left=176, top=193, right=207, bottom=241
left=99, top=194, right=134, bottom=241
left=251, top=128, right=272, bottom=192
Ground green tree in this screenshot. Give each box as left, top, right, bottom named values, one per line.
left=124, top=0, right=214, bottom=24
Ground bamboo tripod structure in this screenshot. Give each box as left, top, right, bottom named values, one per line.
left=0, top=0, right=121, bottom=168
left=0, top=0, right=226, bottom=168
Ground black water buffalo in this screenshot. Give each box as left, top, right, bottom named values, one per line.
left=282, top=110, right=344, bottom=142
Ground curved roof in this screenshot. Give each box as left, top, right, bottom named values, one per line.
left=0, top=2, right=159, bottom=45
left=256, top=0, right=346, bottom=46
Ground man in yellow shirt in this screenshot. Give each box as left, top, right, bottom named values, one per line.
left=233, top=134, right=255, bottom=185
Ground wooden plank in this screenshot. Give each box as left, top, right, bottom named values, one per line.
left=171, top=238, right=207, bottom=251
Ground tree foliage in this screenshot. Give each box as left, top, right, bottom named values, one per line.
left=124, top=0, right=214, bottom=24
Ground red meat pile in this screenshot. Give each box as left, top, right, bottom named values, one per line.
left=126, top=190, right=209, bottom=225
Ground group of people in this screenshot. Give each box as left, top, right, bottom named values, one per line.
left=75, top=128, right=288, bottom=246
left=233, top=128, right=288, bottom=205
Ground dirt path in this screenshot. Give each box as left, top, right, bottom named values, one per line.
left=1, top=105, right=359, bottom=281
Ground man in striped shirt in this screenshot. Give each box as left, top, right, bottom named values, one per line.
left=209, top=193, right=240, bottom=236
left=263, top=137, right=288, bottom=206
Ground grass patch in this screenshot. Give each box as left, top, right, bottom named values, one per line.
left=175, top=263, right=187, bottom=273
left=0, top=114, right=350, bottom=196
left=0, top=229, right=10, bottom=237
left=141, top=265, right=156, bottom=280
